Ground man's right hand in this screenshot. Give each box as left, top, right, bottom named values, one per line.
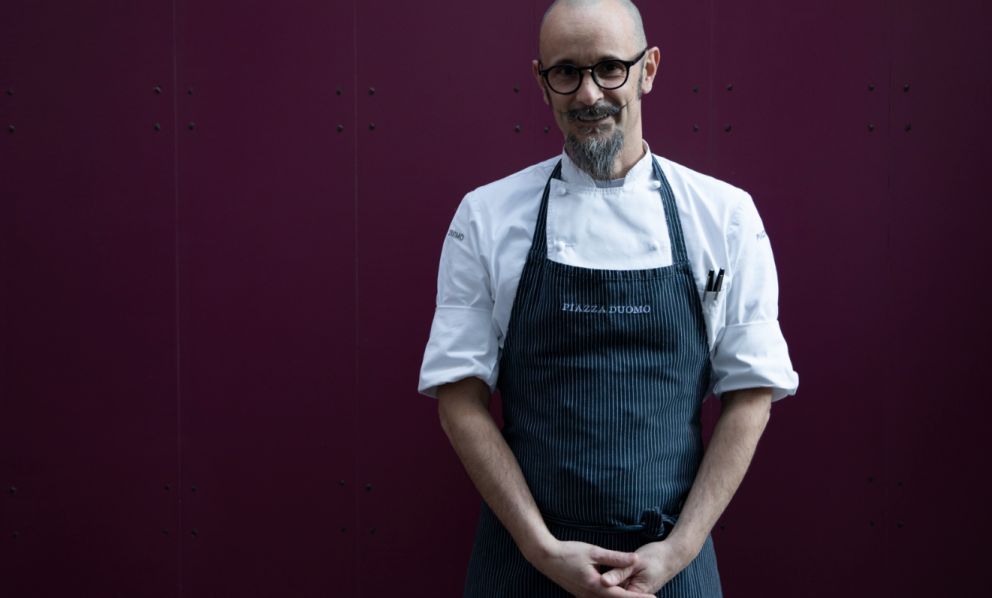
left=529, top=540, right=657, bottom=598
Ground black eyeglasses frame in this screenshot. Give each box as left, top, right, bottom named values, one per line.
left=537, top=47, right=649, bottom=95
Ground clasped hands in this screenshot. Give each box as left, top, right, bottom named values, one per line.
left=530, top=538, right=693, bottom=597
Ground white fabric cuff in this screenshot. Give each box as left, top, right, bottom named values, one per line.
left=418, top=306, right=499, bottom=398
left=711, top=320, right=799, bottom=402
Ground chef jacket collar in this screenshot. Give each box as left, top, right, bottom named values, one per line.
left=559, top=140, right=656, bottom=192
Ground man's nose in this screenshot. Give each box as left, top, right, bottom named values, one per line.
left=573, top=70, right=604, bottom=106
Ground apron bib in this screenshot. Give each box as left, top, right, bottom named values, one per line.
left=464, top=158, right=723, bottom=598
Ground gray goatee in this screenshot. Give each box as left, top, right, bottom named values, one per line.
left=563, top=100, right=625, bottom=180
left=566, top=128, right=625, bottom=181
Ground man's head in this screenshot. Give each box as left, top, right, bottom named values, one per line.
left=533, top=0, right=660, bottom=180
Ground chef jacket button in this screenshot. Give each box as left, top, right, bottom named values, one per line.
left=555, top=241, right=566, bottom=252
left=649, top=241, right=660, bottom=251
left=557, top=187, right=568, bottom=196
left=650, top=181, right=662, bottom=190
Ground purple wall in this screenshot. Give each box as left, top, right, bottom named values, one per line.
left=2, top=1, right=989, bottom=596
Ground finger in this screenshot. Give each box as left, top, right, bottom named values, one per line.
left=625, top=579, right=661, bottom=596
left=589, top=546, right=639, bottom=568
left=601, top=564, right=635, bottom=587
left=602, top=585, right=655, bottom=598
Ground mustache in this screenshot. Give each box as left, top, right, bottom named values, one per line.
left=561, top=101, right=622, bottom=122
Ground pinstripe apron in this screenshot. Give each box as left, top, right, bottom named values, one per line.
left=463, top=158, right=723, bottom=597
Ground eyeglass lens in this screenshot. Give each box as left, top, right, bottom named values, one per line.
left=546, top=60, right=629, bottom=94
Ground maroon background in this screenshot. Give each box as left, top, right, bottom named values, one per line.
left=2, top=1, right=990, bottom=596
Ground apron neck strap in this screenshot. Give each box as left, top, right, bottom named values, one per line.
left=651, top=156, right=690, bottom=265
left=527, top=160, right=563, bottom=257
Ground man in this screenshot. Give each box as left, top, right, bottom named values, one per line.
left=418, top=0, right=799, bottom=595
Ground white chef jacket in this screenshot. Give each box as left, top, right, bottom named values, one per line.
left=418, top=142, right=799, bottom=402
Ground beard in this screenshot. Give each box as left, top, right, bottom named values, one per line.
left=562, top=99, right=625, bottom=180
left=566, top=125, right=625, bottom=181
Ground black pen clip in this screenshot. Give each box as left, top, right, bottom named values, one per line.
left=704, top=270, right=715, bottom=296
left=713, top=269, right=726, bottom=295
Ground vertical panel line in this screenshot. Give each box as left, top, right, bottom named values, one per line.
left=706, top=0, right=716, bottom=172
left=170, top=0, right=183, bottom=596
left=351, top=0, right=362, bottom=594
left=882, top=0, right=894, bottom=570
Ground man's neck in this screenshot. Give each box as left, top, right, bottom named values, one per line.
left=611, top=134, right=646, bottom=179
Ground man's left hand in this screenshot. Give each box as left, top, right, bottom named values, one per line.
left=599, top=540, right=693, bottom=594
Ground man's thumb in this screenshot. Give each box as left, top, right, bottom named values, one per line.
left=601, top=564, right=635, bottom=587
left=590, top=547, right=638, bottom=568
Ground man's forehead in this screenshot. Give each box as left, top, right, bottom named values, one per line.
left=538, top=1, right=640, bottom=63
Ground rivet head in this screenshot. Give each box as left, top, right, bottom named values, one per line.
left=153, top=85, right=162, bottom=95
left=368, top=87, right=375, bottom=95
left=514, top=124, right=521, bottom=133
left=336, top=124, right=344, bottom=133
left=153, top=123, right=161, bottom=131
left=543, top=126, right=550, bottom=133
left=726, top=84, right=733, bottom=91
left=868, top=123, right=876, bottom=132
left=692, top=86, right=699, bottom=93
left=904, top=124, right=912, bottom=132
left=187, top=122, right=196, bottom=131
left=724, top=124, right=732, bottom=132
left=8, top=486, right=16, bottom=494
left=692, top=124, right=700, bottom=132
left=7, top=125, right=14, bottom=133
left=868, top=83, right=875, bottom=91
left=513, top=85, right=520, bottom=93
left=903, top=83, right=910, bottom=92
left=368, top=123, right=376, bottom=131
left=365, top=483, right=373, bottom=491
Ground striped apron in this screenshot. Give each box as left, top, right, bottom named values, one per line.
left=463, top=158, right=723, bottom=597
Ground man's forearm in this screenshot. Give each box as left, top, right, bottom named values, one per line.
left=665, top=387, right=773, bottom=559
left=437, top=377, right=556, bottom=563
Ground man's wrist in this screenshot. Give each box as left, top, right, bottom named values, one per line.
left=662, top=529, right=703, bottom=565
left=518, top=528, right=559, bottom=567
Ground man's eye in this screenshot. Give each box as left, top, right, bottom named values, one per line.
left=553, top=65, right=579, bottom=77
left=596, top=61, right=624, bottom=76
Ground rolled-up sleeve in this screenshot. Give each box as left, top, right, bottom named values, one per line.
left=711, top=194, right=799, bottom=402
left=418, top=195, right=499, bottom=398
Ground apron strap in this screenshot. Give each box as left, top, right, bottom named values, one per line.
left=527, top=160, right=563, bottom=259
left=543, top=508, right=679, bottom=541
left=651, top=156, right=690, bottom=265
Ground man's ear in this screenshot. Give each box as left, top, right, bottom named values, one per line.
left=640, top=47, right=661, bottom=95
left=532, top=59, right=551, bottom=106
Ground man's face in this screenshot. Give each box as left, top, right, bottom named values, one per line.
left=533, top=2, right=659, bottom=177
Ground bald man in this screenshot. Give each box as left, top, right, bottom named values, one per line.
left=418, top=1, right=799, bottom=596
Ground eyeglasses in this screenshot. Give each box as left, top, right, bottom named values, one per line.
left=538, top=48, right=648, bottom=95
